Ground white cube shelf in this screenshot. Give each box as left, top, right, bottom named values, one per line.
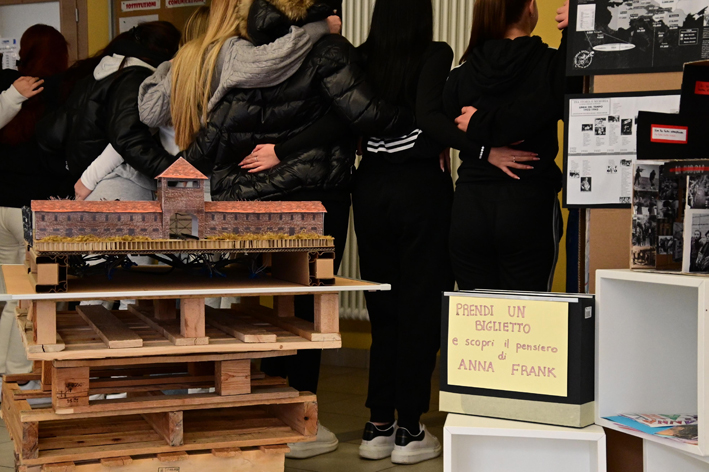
left=443, top=414, right=606, bottom=472
left=645, top=440, right=709, bottom=471
left=596, top=269, right=709, bottom=456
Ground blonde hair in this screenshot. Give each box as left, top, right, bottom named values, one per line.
left=181, top=6, right=211, bottom=46
left=171, top=0, right=249, bottom=150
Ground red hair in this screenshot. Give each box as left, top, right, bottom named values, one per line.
left=0, top=25, right=69, bottom=145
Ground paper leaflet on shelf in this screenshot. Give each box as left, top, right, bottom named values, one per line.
left=620, top=413, right=697, bottom=427
left=604, top=416, right=699, bottom=445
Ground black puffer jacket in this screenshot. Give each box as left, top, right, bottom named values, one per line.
left=183, top=0, right=414, bottom=201
left=37, top=65, right=175, bottom=181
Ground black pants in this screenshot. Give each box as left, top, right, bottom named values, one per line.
left=449, top=183, right=562, bottom=291
left=352, top=160, right=454, bottom=428
left=260, top=197, right=351, bottom=394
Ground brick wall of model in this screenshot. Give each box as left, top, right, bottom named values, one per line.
left=34, top=212, right=163, bottom=239
left=34, top=211, right=325, bottom=240
left=204, top=212, right=324, bottom=237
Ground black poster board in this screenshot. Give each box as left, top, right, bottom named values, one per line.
left=567, top=0, right=709, bottom=76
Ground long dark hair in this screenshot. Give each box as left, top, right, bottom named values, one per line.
left=461, top=0, right=531, bottom=63
left=360, top=0, right=433, bottom=107
left=61, top=21, right=181, bottom=99
left=0, top=25, right=68, bottom=146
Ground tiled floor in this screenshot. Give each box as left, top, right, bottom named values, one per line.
left=285, top=365, right=445, bottom=472
left=0, top=365, right=444, bottom=472
left=0, top=422, right=15, bottom=471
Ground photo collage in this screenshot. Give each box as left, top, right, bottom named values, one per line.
left=631, top=164, right=684, bottom=270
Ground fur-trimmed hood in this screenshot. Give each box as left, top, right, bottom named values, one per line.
left=236, top=0, right=316, bottom=39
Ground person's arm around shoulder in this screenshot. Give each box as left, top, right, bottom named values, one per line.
left=316, top=36, right=415, bottom=137
left=207, top=17, right=340, bottom=111
left=106, top=71, right=176, bottom=178
left=0, top=76, right=44, bottom=129
left=138, top=61, right=173, bottom=128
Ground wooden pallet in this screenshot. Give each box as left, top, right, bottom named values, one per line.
left=16, top=296, right=340, bottom=360
left=4, top=376, right=317, bottom=467
left=6, top=354, right=300, bottom=417
left=17, top=445, right=289, bottom=472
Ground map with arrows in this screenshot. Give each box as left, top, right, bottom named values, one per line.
left=569, top=0, right=709, bottom=75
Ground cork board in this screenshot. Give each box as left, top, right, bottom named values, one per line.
left=113, top=0, right=208, bottom=36
left=587, top=73, right=683, bottom=293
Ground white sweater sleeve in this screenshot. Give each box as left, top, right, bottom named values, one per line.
left=80, top=144, right=125, bottom=191
left=0, top=85, right=27, bottom=129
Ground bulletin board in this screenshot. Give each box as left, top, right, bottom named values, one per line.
left=112, top=0, right=208, bottom=36
left=587, top=72, right=683, bottom=294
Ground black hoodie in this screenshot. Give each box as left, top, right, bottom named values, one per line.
left=443, top=31, right=582, bottom=191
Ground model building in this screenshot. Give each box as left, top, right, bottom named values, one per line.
left=28, top=158, right=326, bottom=241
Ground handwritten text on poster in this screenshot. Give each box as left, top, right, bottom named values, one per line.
left=447, top=296, right=569, bottom=397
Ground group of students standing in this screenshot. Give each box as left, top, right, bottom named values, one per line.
left=0, top=0, right=578, bottom=465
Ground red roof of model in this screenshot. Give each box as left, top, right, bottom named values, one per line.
left=32, top=201, right=162, bottom=213
left=205, top=201, right=327, bottom=213
left=156, top=157, right=208, bottom=180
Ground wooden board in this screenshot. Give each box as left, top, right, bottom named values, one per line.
left=1, top=264, right=389, bottom=301
left=205, top=306, right=278, bottom=343
left=128, top=305, right=201, bottom=346
left=17, top=445, right=287, bottom=472
left=76, top=306, right=143, bottom=349
left=234, top=303, right=340, bottom=343
left=16, top=310, right=340, bottom=361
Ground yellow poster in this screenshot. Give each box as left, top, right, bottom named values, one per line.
left=447, top=296, right=569, bottom=397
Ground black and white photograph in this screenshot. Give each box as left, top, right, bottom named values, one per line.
left=581, top=177, right=592, bottom=192
left=622, top=119, right=633, bottom=136
left=657, top=199, right=679, bottom=221
left=688, top=212, right=709, bottom=272
left=659, top=178, right=679, bottom=201
left=569, top=170, right=580, bottom=178
left=582, top=124, right=593, bottom=131
left=632, top=215, right=657, bottom=247
left=658, top=236, right=673, bottom=255
left=607, top=164, right=618, bottom=174
left=674, top=222, right=684, bottom=263
left=609, top=115, right=620, bottom=123
left=634, top=164, right=660, bottom=192
left=632, top=246, right=656, bottom=268
left=688, top=175, right=709, bottom=209
left=594, top=118, right=607, bottom=136
left=621, top=159, right=633, bottom=167
left=633, top=191, right=657, bottom=216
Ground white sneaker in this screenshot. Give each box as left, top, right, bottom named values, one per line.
left=391, top=424, right=442, bottom=465
left=359, top=421, right=396, bottom=460
left=286, top=422, right=339, bottom=459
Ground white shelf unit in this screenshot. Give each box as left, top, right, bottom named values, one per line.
left=645, top=440, right=709, bottom=471
left=443, top=414, right=606, bottom=472
left=596, top=269, right=709, bottom=457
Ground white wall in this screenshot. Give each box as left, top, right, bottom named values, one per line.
left=0, top=2, right=61, bottom=41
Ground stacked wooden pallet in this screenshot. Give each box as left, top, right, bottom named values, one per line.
left=1, top=263, right=389, bottom=471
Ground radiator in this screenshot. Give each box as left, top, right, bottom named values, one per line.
left=338, top=0, right=474, bottom=321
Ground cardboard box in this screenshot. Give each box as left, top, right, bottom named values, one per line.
left=440, top=290, right=595, bottom=428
